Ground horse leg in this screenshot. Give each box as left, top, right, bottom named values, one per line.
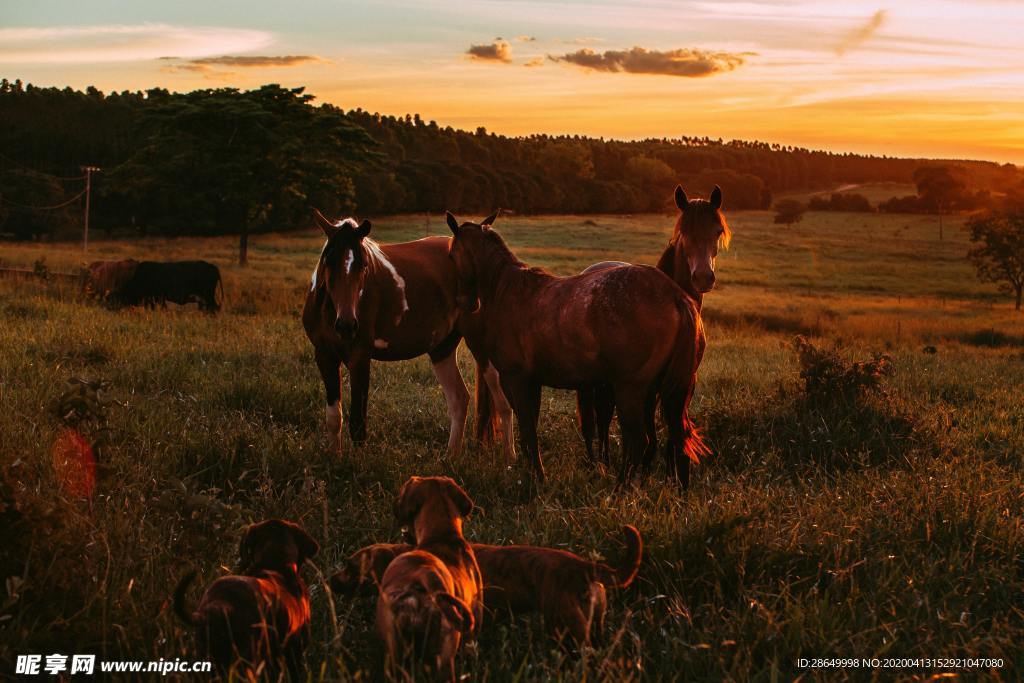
left=314, top=349, right=343, bottom=454
left=483, top=363, right=516, bottom=464
left=613, top=385, right=649, bottom=485
left=431, top=348, right=469, bottom=456
left=660, top=391, right=688, bottom=489
left=576, top=387, right=597, bottom=463
left=502, top=374, right=543, bottom=482
left=474, top=361, right=496, bottom=445
left=594, top=384, right=615, bottom=466
left=347, top=350, right=371, bottom=444
left=641, top=388, right=659, bottom=478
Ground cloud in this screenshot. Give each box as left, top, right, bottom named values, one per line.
left=160, top=54, right=324, bottom=77
left=466, top=39, right=513, bottom=63
left=566, top=37, right=602, bottom=45
left=516, top=35, right=537, bottom=43
left=835, top=10, right=887, bottom=56
left=523, top=57, right=545, bottom=68
left=549, top=46, right=753, bottom=77
left=0, top=24, right=272, bottom=64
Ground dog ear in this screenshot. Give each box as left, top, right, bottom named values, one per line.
left=393, top=477, right=422, bottom=527
left=285, top=522, right=319, bottom=563
left=435, top=593, right=475, bottom=633
left=237, top=523, right=258, bottom=572
left=444, top=478, right=475, bottom=518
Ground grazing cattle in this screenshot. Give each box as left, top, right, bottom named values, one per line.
left=446, top=212, right=706, bottom=485
left=85, top=259, right=138, bottom=303
left=577, top=185, right=729, bottom=484
left=172, top=519, right=319, bottom=679
left=333, top=526, right=642, bottom=648
left=376, top=477, right=482, bottom=682
left=303, top=212, right=507, bottom=458
left=123, top=260, right=222, bottom=311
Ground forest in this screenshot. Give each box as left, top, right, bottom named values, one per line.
left=1, top=79, right=1022, bottom=240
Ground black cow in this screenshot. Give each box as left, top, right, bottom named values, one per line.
left=123, top=261, right=223, bottom=312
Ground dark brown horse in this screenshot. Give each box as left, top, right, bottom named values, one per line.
left=446, top=211, right=705, bottom=484
left=576, top=186, right=730, bottom=483
left=303, top=213, right=474, bottom=455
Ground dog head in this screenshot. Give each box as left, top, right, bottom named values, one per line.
left=393, top=476, right=475, bottom=530
left=388, top=586, right=475, bottom=664
left=238, top=519, right=319, bottom=574
left=331, top=544, right=409, bottom=596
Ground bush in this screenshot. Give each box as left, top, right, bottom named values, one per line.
left=794, top=336, right=893, bottom=403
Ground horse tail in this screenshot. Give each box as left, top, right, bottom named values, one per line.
left=215, top=271, right=224, bottom=311
left=594, top=525, right=643, bottom=589
left=172, top=570, right=201, bottom=627
left=661, top=297, right=710, bottom=465
left=474, top=361, right=496, bottom=444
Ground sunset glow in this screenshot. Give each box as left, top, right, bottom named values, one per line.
left=3, top=0, right=1024, bottom=163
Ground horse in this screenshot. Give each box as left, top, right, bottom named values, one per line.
left=445, top=211, right=706, bottom=485
left=576, top=185, right=730, bottom=484
left=303, top=212, right=475, bottom=456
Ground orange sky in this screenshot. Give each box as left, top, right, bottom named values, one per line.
left=3, top=1, right=1023, bottom=163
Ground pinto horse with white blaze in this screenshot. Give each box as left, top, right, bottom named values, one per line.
left=303, top=213, right=472, bottom=455
left=446, top=211, right=706, bottom=485
left=576, top=185, right=729, bottom=485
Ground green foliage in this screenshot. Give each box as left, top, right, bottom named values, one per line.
left=966, top=210, right=1024, bottom=310
left=793, top=336, right=893, bottom=404
left=773, top=198, right=805, bottom=225
left=807, top=192, right=872, bottom=212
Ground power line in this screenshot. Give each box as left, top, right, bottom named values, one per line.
left=0, top=189, right=87, bottom=211
left=0, top=152, right=87, bottom=181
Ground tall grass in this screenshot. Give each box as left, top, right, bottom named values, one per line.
left=1, top=210, right=1022, bottom=680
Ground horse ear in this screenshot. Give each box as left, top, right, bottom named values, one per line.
left=481, top=211, right=498, bottom=227
left=314, top=209, right=339, bottom=238
left=446, top=211, right=460, bottom=235
left=710, top=185, right=723, bottom=210
left=674, top=186, right=688, bottom=211
left=355, top=219, right=372, bottom=240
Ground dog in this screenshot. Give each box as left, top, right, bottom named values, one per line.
left=375, top=476, right=483, bottom=681
left=173, top=519, right=319, bottom=679
left=334, top=525, right=642, bottom=647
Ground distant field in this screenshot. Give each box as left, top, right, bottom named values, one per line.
left=2, top=210, right=1023, bottom=680
left=783, top=182, right=917, bottom=205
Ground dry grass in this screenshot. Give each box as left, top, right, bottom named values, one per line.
left=1, top=210, right=1023, bottom=680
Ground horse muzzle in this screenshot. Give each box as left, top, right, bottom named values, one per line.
left=334, top=317, right=359, bottom=339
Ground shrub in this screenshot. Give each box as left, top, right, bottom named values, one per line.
left=793, top=336, right=893, bottom=403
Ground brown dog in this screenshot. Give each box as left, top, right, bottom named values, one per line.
left=173, top=519, right=319, bottom=679
left=375, top=476, right=483, bottom=681
left=335, top=525, right=642, bottom=647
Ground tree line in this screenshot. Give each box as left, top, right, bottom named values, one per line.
left=2, top=79, right=1022, bottom=242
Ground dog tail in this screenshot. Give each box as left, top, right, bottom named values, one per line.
left=172, top=570, right=201, bottom=626
left=596, top=525, right=643, bottom=589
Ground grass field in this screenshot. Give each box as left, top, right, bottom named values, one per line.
left=2, top=209, right=1023, bottom=681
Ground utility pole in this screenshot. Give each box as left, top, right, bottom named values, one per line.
left=81, top=166, right=100, bottom=251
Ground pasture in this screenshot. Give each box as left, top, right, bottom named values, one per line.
left=2, top=209, right=1023, bottom=680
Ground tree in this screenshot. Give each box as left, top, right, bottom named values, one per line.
left=966, top=211, right=1024, bottom=310
left=913, top=165, right=968, bottom=240
left=774, top=199, right=806, bottom=226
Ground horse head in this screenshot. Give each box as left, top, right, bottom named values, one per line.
left=673, top=185, right=730, bottom=294
left=446, top=210, right=498, bottom=313
left=313, top=209, right=372, bottom=340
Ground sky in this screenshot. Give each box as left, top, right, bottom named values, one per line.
left=3, top=0, right=1024, bottom=164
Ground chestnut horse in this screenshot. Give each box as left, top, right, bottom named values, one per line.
left=303, top=213, right=473, bottom=455
left=446, top=211, right=705, bottom=484
left=576, top=185, right=730, bottom=484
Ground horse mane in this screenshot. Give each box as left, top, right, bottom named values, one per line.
left=481, top=228, right=550, bottom=276
left=675, top=200, right=731, bottom=249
